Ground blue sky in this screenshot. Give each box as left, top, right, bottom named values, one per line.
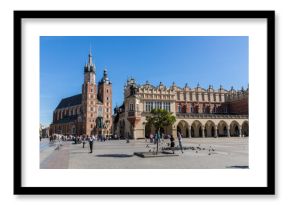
left=40, top=36, right=248, bottom=126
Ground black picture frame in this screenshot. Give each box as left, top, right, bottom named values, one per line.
left=14, top=10, right=275, bottom=195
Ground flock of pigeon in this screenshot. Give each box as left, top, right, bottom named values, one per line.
left=145, top=143, right=216, bottom=155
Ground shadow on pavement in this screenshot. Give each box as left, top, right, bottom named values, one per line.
left=226, top=165, right=249, bottom=169
left=96, top=154, right=134, bottom=158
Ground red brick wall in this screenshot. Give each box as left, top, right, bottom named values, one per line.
left=228, top=98, right=248, bottom=115
left=98, top=83, right=113, bottom=135
left=175, top=102, right=224, bottom=113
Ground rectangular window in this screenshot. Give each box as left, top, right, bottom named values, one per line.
left=129, top=103, right=134, bottom=111
left=147, top=102, right=150, bottom=111
left=146, top=101, right=151, bottom=112
left=145, top=102, right=148, bottom=112
left=167, top=102, right=170, bottom=110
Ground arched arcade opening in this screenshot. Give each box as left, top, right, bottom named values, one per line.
left=177, top=120, right=190, bottom=138
left=191, top=120, right=203, bottom=138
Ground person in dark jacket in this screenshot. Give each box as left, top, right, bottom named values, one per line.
left=170, top=135, right=175, bottom=154
left=89, top=136, right=94, bottom=153
left=177, top=132, right=184, bottom=154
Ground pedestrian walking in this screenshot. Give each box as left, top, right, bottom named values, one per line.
left=177, top=132, right=184, bottom=154
left=149, top=133, right=153, bottom=143
left=89, top=136, right=94, bottom=153
left=170, top=135, right=175, bottom=154
left=82, top=136, right=86, bottom=148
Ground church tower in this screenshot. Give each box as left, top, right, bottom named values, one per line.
left=82, top=49, right=98, bottom=135
left=98, top=68, right=113, bottom=137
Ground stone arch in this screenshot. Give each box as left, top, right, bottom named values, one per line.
left=230, top=120, right=241, bottom=137
left=163, top=124, right=173, bottom=137
left=242, top=120, right=249, bottom=137
left=177, top=120, right=190, bottom=138
left=145, top=123, right=153, bottom=139
left=217, top=120, right=229, bottom=137
left=191, top=120, right=203, bottom=137
left=205, top=120, right=216, bottom=137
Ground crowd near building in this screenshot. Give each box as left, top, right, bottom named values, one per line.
left=49, top=50, right=112, bottom=137
left=113, top=78, right=249, bottom=139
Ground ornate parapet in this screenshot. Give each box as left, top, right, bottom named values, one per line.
left=176, top=113, right=248, bottom=119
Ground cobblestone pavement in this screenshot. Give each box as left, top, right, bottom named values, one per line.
left=40, top=137, right=248, bottom=169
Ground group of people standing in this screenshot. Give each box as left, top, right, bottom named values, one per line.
left=147, top=132, right=184, bottom=154
left=170, top=132, right=184, bottom=154
left=67, top=135, right=95, bottom=153
left=76, top=135, right=95, bottom=153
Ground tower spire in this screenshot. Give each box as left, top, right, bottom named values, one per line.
left=84, top=46, right=95, bottom=73
left=88, top=46, right=93, bottom=65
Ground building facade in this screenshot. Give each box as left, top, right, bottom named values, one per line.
left=113, top=78, right=249, bottom=139
left=50, top=51, right=112, bottom=137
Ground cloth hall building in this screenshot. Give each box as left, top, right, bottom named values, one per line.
left=113, top=78, right=249, bottom=139
left=50, top=51, right=112, bottom=137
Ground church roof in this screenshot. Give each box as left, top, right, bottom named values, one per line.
left=53, top=115, right=78, bottom=124
left=56, top=94, right=82, bottom=109
left=55, top=93, right=103, bottom=110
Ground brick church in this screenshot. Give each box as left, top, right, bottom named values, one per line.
left=50, top=50, right=112, bottom=137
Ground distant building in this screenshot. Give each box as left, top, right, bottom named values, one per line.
left=41, top=127, right=50, bottom=138
left=50, top=50, right=112, bottom=136
left=113, top=78, right=249, bottom=139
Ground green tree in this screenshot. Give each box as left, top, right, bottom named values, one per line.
left=145, top=109, right=176, bottom=154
